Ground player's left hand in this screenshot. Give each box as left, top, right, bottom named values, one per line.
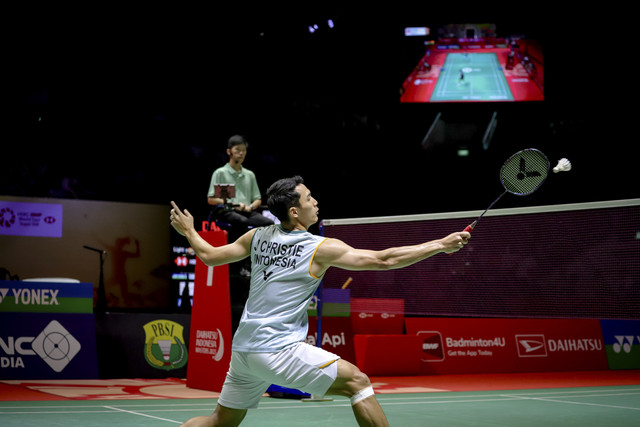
left=170, top=201, right=194, bottom=237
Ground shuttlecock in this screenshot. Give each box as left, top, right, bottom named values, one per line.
left=553, top=158, right=572, bottom=173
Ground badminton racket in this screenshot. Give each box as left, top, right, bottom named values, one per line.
left=464, top=148, right=550, bottom=232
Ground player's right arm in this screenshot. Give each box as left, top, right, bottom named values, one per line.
left=312, top=232, right=470, bottom=277
left=170, top=201, right=252, bottom=266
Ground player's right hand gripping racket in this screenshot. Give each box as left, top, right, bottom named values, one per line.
left=464, top=148, right=550, bottom=232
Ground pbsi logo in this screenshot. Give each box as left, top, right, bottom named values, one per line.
left=417, top=331, right=445, bottom=362
left=143, top=320, right=188, bottom=370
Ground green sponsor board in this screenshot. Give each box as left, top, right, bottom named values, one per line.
left=321, top=302, right=350, bottom=317
left=605, top=344, right=640, bottom=369
left=0, top=281, right=94, bottom=314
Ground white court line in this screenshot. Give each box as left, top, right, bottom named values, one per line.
left=487, top=54, right=508, bottom=98
left=506, top=390, right=640, bottom=398
left=377, top=388, right=640, bottom=401
left=104, top=405, right=182, bottom=423
left=2, top=388, right=639, bottom=415
left=0, top=398, right=524, bottom=414
left=0, top=402, right=217, bottom=410
left=503, top=394, right=640, bottom=411
left=0, top=409, right=206, bottom=415
left=0, top=410, right=120, bottom=414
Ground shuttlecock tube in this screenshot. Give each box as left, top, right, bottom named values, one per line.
left=553, top=158, right=572, bottom=173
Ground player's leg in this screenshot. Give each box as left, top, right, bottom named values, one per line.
left=179, top=404, right=247, bottom=427
left=180, top=351, right=265, bottom=426
left=326, top=359, right=389, bottom=427
left=244, top=343, right=389, bottom=426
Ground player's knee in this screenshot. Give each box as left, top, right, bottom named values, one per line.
left=351, top=370, right=372, bottom=391
left=347, top=369, right=375, bottom=404
left=331, top=360, right=375, bottom=400
left=349, top=376, right=375, bottom=406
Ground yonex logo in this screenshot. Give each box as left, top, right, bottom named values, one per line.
left=0, top=288, right=59, bottom=306
left=516, top=334, right=547, bottom=357
left=613, top=335, right=638, bottom=353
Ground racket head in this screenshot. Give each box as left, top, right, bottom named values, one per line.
left=500, top=148, right=549, bottom=195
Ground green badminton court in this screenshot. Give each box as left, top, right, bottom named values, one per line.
left=430, top=52, right=514, bottom=102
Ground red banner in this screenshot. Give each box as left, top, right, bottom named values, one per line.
left=307, top=316, right=356, bottom=364
left=405, top=318, right=608, bottom=374
left=350, top=298, right=404, bottom=335
left=354, top=334, right=423, bottom=376
left=186, top=230, right=232, bottom=392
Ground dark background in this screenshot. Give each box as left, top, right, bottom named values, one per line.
left=4, top=7, right=635, bottom=224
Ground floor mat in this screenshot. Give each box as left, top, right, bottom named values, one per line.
left=370, top=370, right=640, bottom=393
left=2, top=370, right=640, bottom=401
left=0, top=378, right=218, bottom=400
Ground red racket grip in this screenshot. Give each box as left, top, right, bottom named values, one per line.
left=448, top=223, right=474, bottom=255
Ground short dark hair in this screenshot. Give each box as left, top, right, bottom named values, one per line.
left=228, top=134, right=248, bottom=149
left=267, top=176, right=304, bottom=223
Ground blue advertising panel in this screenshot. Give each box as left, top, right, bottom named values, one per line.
left=0, top=313, right=99, bottom=379
left=0, top=281, right=98, bottom=379
left=600, top=319, right=640, bottom=370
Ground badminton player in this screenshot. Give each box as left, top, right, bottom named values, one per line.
left=457, top=68, right=465, bottom=86
left=170, top=176, right=470, bottom=427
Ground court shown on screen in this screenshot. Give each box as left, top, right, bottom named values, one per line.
left=401, top=36, right=543, bottom=103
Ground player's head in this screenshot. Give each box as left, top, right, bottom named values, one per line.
left=267, top=176, right=306, bottom=223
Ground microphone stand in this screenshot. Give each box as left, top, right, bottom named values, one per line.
left=84, top=245, right=107, bottom=312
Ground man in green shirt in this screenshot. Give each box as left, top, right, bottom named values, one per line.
left=207, top=135, right=273, bottom=243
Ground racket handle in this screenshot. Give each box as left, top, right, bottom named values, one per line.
left=464, top=220, right=477, bottom=233
left=448, top=222, right=475, bottom=255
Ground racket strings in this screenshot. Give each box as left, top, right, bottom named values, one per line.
left=500, top=149, right=549, bottom=195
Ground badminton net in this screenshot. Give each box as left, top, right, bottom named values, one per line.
left=320, top=199, right=640, bottom=319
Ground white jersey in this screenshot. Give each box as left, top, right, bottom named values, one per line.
left=232, top=225, right=327, bottom=352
